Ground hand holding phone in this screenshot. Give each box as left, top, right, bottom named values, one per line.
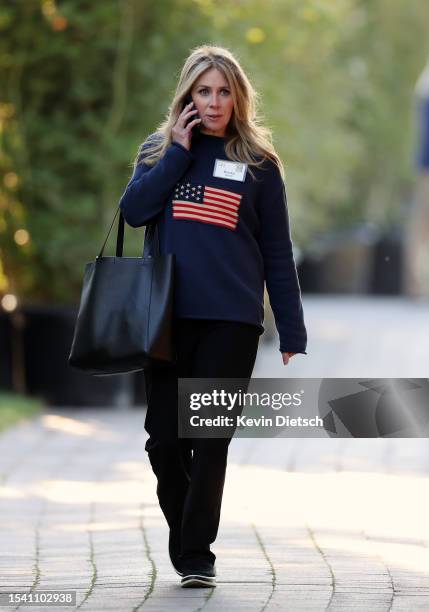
left=171, top=94, right=202, bottom=151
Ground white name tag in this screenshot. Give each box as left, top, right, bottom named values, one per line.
left=213, top=159, right=247, bottom=182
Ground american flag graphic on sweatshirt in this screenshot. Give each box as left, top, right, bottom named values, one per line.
left=172, top=180, right=242, bottom=230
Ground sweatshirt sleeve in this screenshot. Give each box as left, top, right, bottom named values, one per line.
left=256, top=160, right=307, bottom=355
left=119, top=136, right=195, bottom=227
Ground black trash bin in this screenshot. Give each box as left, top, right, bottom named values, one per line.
left=12, top=303, right=136, bottom=407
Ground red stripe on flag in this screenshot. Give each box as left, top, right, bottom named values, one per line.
left=173, top=212, right=236, bottom=230
left=203, top=195, right=240, bottom=210
left=174, top=206, right=237, bottom=224
left=205, top=185, right=242, bottom=200
left=173, top=201, right=238, bottom=218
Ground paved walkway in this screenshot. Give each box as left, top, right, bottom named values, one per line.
left=1, top=296, right=429, bottom=611
left=1, top=411, right=429, bottom=611
left=255, top=294, right=429, bottom=377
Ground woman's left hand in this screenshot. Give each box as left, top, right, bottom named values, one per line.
left=282, top=352, right=296, bottom=365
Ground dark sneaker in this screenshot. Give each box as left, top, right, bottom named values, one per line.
left=168, top=529, right=183, bottom=576
left=180, top=559, right=217, bottom=588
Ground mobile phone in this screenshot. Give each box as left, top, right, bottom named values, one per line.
left=183, top=93, right=201, bottom=136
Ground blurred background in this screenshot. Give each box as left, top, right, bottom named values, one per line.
left=1, top=0, right=429, bottom=418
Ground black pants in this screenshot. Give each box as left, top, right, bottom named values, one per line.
left=143, top=318, right=260, bottom=565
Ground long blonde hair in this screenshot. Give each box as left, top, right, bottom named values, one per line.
left=132, top=44, right=284, bottom=182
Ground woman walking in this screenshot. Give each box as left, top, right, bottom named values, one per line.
left=119, top=44, right=307, bottom=588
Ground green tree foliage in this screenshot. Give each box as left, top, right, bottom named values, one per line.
left=0, top=0, right=428, bottom=303
left=0, top=0, right=213, bottom=302
left=337, top=0, right=429, bottom=227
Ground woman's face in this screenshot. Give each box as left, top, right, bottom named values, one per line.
left=191, top=68, right=234, bottom=137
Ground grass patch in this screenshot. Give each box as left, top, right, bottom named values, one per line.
left=0, top=392, right=43, bottom=432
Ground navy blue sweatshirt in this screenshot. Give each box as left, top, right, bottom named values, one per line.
left=119, top=131, right=307, bottom=354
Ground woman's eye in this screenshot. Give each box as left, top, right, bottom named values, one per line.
left=199, top=89, right=230, bottom=95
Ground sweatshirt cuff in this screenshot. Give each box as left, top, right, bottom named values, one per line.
left=279, top=347, right=307, bottom=355
left=171, top=140, right=194, bottom=160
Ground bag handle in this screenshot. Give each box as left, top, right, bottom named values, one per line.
left=97, top=204, right=160, bottom=259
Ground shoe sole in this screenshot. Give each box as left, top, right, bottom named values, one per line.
left=181, top=574, right=217, bottom=588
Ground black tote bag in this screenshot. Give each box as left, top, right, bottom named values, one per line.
left=68, top=206, right=176, bottom=376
